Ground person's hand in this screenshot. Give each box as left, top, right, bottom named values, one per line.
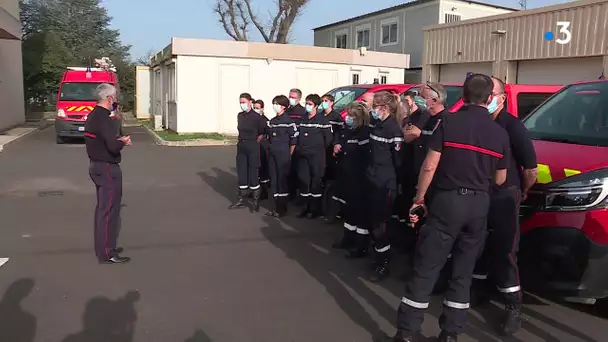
left=119, top=136, right=132, bottom=146
left=409, top=202, right=427, bottom=226
left=333, top=144, right=342, bottom=156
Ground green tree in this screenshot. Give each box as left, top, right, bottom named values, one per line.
left=20, top=0, right=135, bottom=110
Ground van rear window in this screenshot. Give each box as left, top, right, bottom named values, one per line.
left=516, top=92, right=554, bottom=120
left=60, top=82, right=104, bottom=101
left=523, top=82, right=608, bottom=147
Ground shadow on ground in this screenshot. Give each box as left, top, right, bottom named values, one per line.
left=199, top=165, right=603, bottom=341
left=185, top=329, right=214, bottom=342
left=0, top=278, right=37, bottom=342
left=62, top=291, right=140, bottom=342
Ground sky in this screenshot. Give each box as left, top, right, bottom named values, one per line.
left=101, top=0, right=571, bottom=59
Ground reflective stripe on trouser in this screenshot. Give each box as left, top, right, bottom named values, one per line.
left=397, top=189, right=489, bottom=335
left=368, top=185, right=396, bottom=256
left=236, top=140, right=260, bottom=190
left=471, top=186, right=522, bottom=307
left=297, top=152, right=325, bottom=214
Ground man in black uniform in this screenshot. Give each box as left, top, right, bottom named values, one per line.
left=229, top=93, right=266, bottom=212
left=296, top=94, right=333, bottom=219
left=388, top=74, right=510, bottom=342
left=320, top=94, right=344, bottom=223
left=84, top=83, right=131, bottom=264
left=471, top=76, right=538, bottom=336
left=254, top=99, right=271, bottom=200
left=286, top=88, right=307, bottom=201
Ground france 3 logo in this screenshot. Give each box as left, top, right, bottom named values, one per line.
left=544, top=21, right=572, bottom=45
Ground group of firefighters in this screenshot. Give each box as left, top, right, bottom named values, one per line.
left=229, top=74, right=538, bottom=342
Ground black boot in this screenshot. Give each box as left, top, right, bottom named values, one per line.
left=385, top=330, right=419, bottom=341
left=469, top=279, right=491, bottom=307
left=252, top=188, right=262, bottom=212
left=297, top=199, right=310, bottom=218
left=260, top=183, right=269, bottom=200
left=265, top=197, right=284, bottom=217
left=437, top=331, right=458, bottom=342
left=228, top=190, right=247, bottom=209
left=347, top=247, right=369, bottom=259
left=369, top=253, right=390, bottom=282
left=307, top=196, right=321, bottom=219
left=332, top=230, right=354, bottom=250
left=499, top=305, right=522, bottom=336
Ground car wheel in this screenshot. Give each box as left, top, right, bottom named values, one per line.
left=56, top=136, right=65, bottom=144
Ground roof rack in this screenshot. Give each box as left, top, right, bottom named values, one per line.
left=66, top=67, right=117, bottom=72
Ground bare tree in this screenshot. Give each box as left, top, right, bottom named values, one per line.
left=135, top=49, right=156, bottom=66
left=214, top=0, right=309, bottom=44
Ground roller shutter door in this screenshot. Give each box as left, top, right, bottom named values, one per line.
left=516, top=58, right=603, bottom=85
left=439, top=62, right=493, bottom=83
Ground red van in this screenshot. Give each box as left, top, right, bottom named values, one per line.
left=54, top=67, right=120, bottom=144
left=449, top=84, right=562, bottom=120
left=518, top=80, right=608, bottom=306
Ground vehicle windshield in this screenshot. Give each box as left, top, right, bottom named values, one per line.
left=443, top=85, right=463, bottom=109
left=327, top=87, right=369, bottom=111
left=59, top=82, right=103, bottom=101
left=523, top=82, right=608, bottom=147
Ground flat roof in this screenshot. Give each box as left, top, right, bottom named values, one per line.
left=313, top=0, right=519, bottom=31
left=151, top=37, right=410, bottom=69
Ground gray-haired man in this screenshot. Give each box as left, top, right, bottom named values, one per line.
left=84, top=83, right=131, bottom=264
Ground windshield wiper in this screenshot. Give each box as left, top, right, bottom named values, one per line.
left=532, top=137, right=580, bottom=144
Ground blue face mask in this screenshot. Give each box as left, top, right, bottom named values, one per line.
left=240, top=103, right=249, bottom=112
left=319, top=102, right=329, bottom=111
left=305, top=104, right=314, bottom=113
left=344, top=116, right=355, bottom=127
left=487, top=96, right=498, bottom=114
left=414, top=96, right=427, bottom=111
left=371, top=109, right=381, bottom=120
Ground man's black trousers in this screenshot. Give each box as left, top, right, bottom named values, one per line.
left=397, top=188, right=490, bottom=335
left=89, top=161, right=123, bottom=261
left=269, top=147, right=291, bottom=213
left=297, top=151, right=325, bottom=214
left=472, top=185, right=522, bottom=307
left=236, top=140, right=260, bottom=192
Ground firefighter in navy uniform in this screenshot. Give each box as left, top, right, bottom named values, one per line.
left=387, top=74, right=510, bottom=342
left=265, top=95, right=298, bottom=217
left=470, top=76, right=538, bottom=336
left=397, top=91, right=430, bottom=227
left=254, top=99, right=271, bottom=200
left=320, top=94, right=344, bottom=223
left=286, top=88, right=307, bottom=201
left=229, top=93, right=266, bottom=212
left=295, top=94, right=333, bottom=219
left=331, top=101, right=371, bottom=251
left=365, top=91, right=404, bottom=282
left=84, top=83, right=131, bottom=264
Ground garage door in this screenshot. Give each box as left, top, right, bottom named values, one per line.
left=517, top=57, right=603, bottom=85
left=439, top=62, right=493, bottom=83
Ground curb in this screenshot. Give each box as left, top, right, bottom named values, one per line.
left=142, top=125, right=236, bottom=147
left=0, top=121, right=52, bottom=153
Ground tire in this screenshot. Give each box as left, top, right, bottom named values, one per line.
left=56, top=136, right=65, bottom=144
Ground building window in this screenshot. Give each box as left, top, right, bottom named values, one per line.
left=335, top=29, right=348, bottom=49
left=380, top=75, right=387, bottom=84
left=444, top=13, right=461, bottom=23
left=356, top=24, right=371, bottom=48
left=381, top=18, right=398, bottom=45
left=352, top=74, right=360, bottom=85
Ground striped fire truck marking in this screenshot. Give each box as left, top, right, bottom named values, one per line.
left=65, top=106, right=94, bottom=112
left=536, top=164, right=582, bottom=184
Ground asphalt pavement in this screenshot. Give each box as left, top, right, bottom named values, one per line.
left=0, top=126, right=605, bottom=342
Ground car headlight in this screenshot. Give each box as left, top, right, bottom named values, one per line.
left=541, top=168, right=608, bottom=211
left=83, top=115, right=88, bottom=121
left=57, top=109, right=66, bottom=118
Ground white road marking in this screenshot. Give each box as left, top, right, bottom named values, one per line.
left=0, top=258, right=9, bottom=268
left=22, top=234, right=31, bottom=238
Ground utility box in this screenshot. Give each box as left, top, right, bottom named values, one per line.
left=153, top=115, right=163, bottom=131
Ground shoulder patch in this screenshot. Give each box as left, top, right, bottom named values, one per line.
left=394, top=142, right=402, bottom=151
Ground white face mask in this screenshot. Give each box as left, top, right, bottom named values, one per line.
left=273, top=104, right=283, bottom=114
left=240, top=103, right=249, bottom=112
left=253, top=109, right=262, bottom=114
left=289, top=98, right=297, bottom=106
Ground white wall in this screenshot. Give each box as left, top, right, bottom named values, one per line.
left=171, top=55, right=404, bottom=134
left=0, top=39, right=25, bottom=131
left=135, top=67, right=151, bottom=119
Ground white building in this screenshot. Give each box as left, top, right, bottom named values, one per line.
left=313, top=0, right=515, bottom=82
left=0, top=0, right=25, bottom=131
left=422, top=0, right=608, bottom=84
left=147, top=37, right=409, bottom=134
